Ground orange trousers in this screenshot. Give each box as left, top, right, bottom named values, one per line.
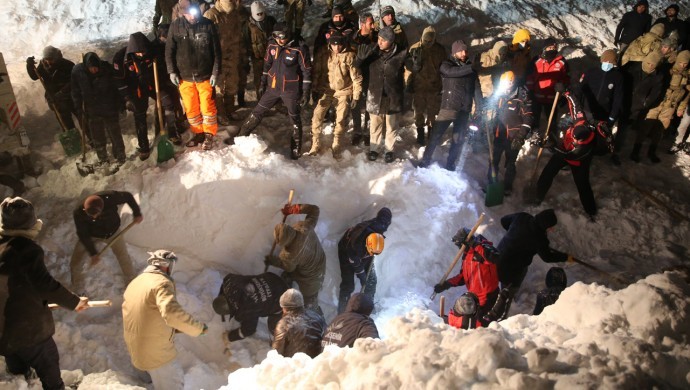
left=179, top=80, right=218, bottom=135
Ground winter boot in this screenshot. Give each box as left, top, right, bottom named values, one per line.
left=351, top=133, right=362, bottom=146
left=138, top=148, right=151, bottom=161
left=416, top=126, right=426, bottom=146
left=308, top=136, right=321, bottom=156
left=186, top=132, right=205, bottom=147
left=647, top=143, right=660, bottom=163
left=237, top=91, right=246, bottom=107
left=239, top=114, right=261, bottom=136
left=367, top=150, right=379, bottom=161
left=384, top=152, right=395, bottom=163
left=290, top=125, right=303, bottom=159
left=202, top=133, right=214, bottom=150
left=629, top=143, right=642, bottom=163
left=332, top=135, right=343, bottom=159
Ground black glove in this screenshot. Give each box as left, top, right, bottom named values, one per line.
left=300, top=89, right=311, bottom=106
left=125, top=100, right=136, bottom=112
left=26, top=56, right=36, bottom=66
left=471, top=56, right=482, bottom=73
left=510, top=137, right=524, bottom=151
left=433, top=281, right=451, bottom=293
left=607, top=117, right=615, bottom=127
left=350, top=98, right=359, bottom=109
left=357, top=272, right=367, bottom=286
left=554, top=82, right=566, bottom=94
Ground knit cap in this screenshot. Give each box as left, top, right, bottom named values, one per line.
left=600, top=49, right=617, bottom=64
left=280, top=288, right=304, bottom=308
left=0, top=197, right=37, bottom=230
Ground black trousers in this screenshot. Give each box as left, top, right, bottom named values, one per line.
left=130, top=83, right=182, bottom=152
left=252, top=89, right=301, bottom=127
left=536, top=153, right=597, bottom=215
left=337, top=241, right=376, bottom=314
left=4, top=337, right=64, bottom=390
left=489, top=136, right=521, bottom=191
left=88, top=113, right=126, bottom=162
left=49, top=96, right=77, bottom=130
left=533, top=100, right=560, bottom=142
left=422, top=110, right=469, bottom=170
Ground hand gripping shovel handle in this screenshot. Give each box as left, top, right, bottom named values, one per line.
left=528, top=91, right=560, bottom=183
left=153, top=59, right=166, bottom=137
left=96, top=220, right=137, bottom=258
left=49, top=299, right=112, bottom=310
left=430, top=213, right=485, bottom=300
left=265, top=190, right=295, bottom=272
left=571, top=257, right=629, bottom=285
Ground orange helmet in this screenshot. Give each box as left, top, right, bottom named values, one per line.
left=366, top=233, right=385, bottom=255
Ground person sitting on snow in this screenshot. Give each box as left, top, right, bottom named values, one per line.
left=533, top=267, right=567, bottom=315
left=212, top=271, right=288, bottom=341
left=433, top=227, right=500, bottom=324
left=321, top=292, right=379, bottom=349
left=272, top=289, right=326, bottom=358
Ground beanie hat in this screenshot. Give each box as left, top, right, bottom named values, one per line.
left=379, top=26, right=395, bottom=43
left=452, top=39, right=467, bottom=54
left=250, top=1, right=266, bottom=21
left=676, top=50, right=690, bottom=64
left=380, top=5, right=395, bottom=18
left=376, top=207, right=392, bottom=226
left=83, top=195, right=104, bottom=216
left=147, top=250, right=178, bottom=270
left=600, top=49, right=617, bottom=64
left=665, top=4, right=679, bottom=13
left=543, top=37, right=557, bottom=49
left=279, top=288, right=304, bottom=308
left=452, top=292, right=479, bottom=316
left=421, top=26, right=436, bottom=44
left=42, top=46, right=62, bottom=61
left=346, top=292, right=374, bottom=315
left=332, top=5, right=343, bottom=17
left=512, top=29, right=531, bottom=45
left=650, top=23, right=665, bottom=37
left=273, top=22, right=288, bottom=36
left=545, top=267, right=567, bottom=289
left=535, top=209, right=557, bottom=230
left=0, top=197, right=37, bottom=230
left=643, top=50, right=664, bottom=67
left=328, top=33, right=345, bottom=46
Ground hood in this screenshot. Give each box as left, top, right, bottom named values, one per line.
left=126, top=32, right=151, bottom=56
left=534, top=209, right=557, bottom=230
left=346, top=293, right=374, bottom=315
left=649, top=24, right=665, bottom=38
left=492, top=40, right=508, bottom=59
left=545, top=267, right=567, bottom=289
left=274, top=223, right=298, bottom=247
left=370, top=207, right=392, bottom=232
left=634, top=0, right=649, bottom=10
left=42, top=46, right=63, bottom=61
left=215, top=0, right=236, bottom=13
left=83, top=52, right=101, bottom=68
left=419, top=26, right=436, bottom=45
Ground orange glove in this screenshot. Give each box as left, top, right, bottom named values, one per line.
left=281, top=204, right=300, bottom=216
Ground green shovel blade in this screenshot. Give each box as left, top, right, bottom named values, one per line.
left=485, top=179, right=504, bottom=207
left=58, top=128, right=82, bottom=157
left=157, top=135, right=175, bottom=163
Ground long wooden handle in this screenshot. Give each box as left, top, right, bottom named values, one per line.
left=49, top=299, right=112, bottom=309
left=529, top=91, right=560, bottom=182
left=153, top=59, right=166, bottom=136
left=571, top=257, right=629, bottom=285
left=96, top=220, right=137, bottom=258
left=439, top=295, right=446, bottom=317
left=430, top=213, right=485, bottom=300
left=265, top=189, right=295, bottom=271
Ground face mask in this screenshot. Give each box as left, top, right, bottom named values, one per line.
left=601, top=62, right=614, bottom=72
left=519, top=42, right=526, bottom=49
left=333, top=19, right=344, bottom=27
left=542, top=49, right=557, bottom=61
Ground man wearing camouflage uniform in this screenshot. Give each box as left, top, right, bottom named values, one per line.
left=622, top=23, right=665, bottom=66
left=477, top=40, right=509, bottom=98
left=244, top=1, right=276, bottom=100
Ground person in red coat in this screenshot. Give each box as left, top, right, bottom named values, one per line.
left=446, top=292, right=482, bottom=330
left=526, top=37, right=569, bottom=141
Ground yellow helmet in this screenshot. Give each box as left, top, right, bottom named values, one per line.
left=366, top=233, right=385, bottom=255
left=512, top=29, right=531, bottom=45
left=500, top=71, right=515, bottom=84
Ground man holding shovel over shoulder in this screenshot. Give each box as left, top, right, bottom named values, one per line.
left=70, top=191, right=143, bottom=294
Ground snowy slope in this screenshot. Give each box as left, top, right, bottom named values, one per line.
left=1, top=0, right=690, bottom=389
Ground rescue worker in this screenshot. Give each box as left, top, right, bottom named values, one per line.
left=445, top=292, right=482, bottom=330
left=487, top=71, right=533, bottom=196
left=376, top=6, right=408, bottom=49
left=419, top=39, right=483, bottom=171
left=212, top=272, right=288, bottom=341
left=533, top=267, right=567, bottom=315
left=245, top=1, right=276, bottom=99
left=0, top=197, right=88, bottom=390
left=357, top=26, right=408, bottom=163
left=574, top=49, right=624, bottom=127
left=166, top=0, right=221, bottom=150
left=433, top=227, right=500, bottom=325
left=614, top=0, right=652, bottom=57
left=272, top=289, right=326, bottom=358
left=26, top=46, right=77, bottom=131
left=122, top=250, right=207, bottom=390
left=350, top=13, right=377, bottom=146
left=236, top=23, right=312, bottom=160
left=204, top=0, right=247, bottom=124
left=70, top=191, right=143, bottom=294
left=152, top=0, right=178, bottom=33
left=309, top=33, right=363, bottom=159
left=321, top=293, right=378, bottom=349
left=337, top=207, right=392, bottom=313
left=71, top=52, right=127, bottom=166
left=313, top=6, right=357, bottom=56
left=507, top=29, right=532, bottom=86
left=406, top=26, right=447, bottom=146
left=621, top=23, right=665, bottom=66
left=279, top=0, right=309, bottom=38
left=323, top=0, right=358, bottom=24
left=113, top=32, right=183, bottom=160
left=476, top=40, right=509, bottom=98
left=264, top=203, right=325, bottom=313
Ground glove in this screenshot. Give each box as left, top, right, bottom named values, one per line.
left=210, top=75, right=217, bottom=87
left=433, top=281, right=451, bottom=294
left=554, top=82, right=566, bottom=94
left=357, top=272, right=367, bottom=286
left=125, top=100, right=136, bottom=112
left=567, top=254, right=575, bottom=264
left=300, top=90, right=311, bottom=107
left=264, top=254, right=279, bottom=267
left=511, top=137, right=524, bottom=151
left=350, top=98, right=359, bottom=110
left=170, top=73, right=180, bottom=86
left=471, top=58, right=482, bottom=73
left=26, top=56, right=36, bottom=66
left=608, top=117, right=616, bottom=126
left=281, top=204, right=300, bottom=216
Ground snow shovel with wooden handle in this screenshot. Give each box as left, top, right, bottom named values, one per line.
left=264, top=189, right=295, bottom=272
left=76, top=111, right=94, bottom=177
left=430, top=213, right=485, bottom=300
left=49, top=300, right=112, bottom=309
left=485, top=120, right=504, bottom=207
left=523, top=91, right=560, bottom=202
left=95, top=220, right=138, bottom=258
left=153, top=59, right=175, bottom=163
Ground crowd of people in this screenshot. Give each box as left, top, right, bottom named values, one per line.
left=3, top=0, right=690, bottom=388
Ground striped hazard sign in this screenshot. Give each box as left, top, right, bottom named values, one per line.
left=7, top=101, right=20, bottom=130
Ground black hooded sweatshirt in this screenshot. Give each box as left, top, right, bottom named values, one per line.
left=322, top=293, right=379, bottom=348
left=338, top=208, right=392, bottom=275
left=71, top=52, right=122, bottom=116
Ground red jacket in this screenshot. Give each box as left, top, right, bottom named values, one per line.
left=561, top=118, right=595, bottom=166
left=446, top=244, right=499, bottom=307
left=526, top=56, right=569, bottom=104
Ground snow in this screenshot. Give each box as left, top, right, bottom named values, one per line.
left=1, top=0, right=690, bottom=389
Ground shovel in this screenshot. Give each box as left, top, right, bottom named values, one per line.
left=523, top=91, right=559, bottom=202
left=76, top=112, right=94, bottom=176
left=485, top=122, right=504, bottom=207
left=264, top=189, right=295, bottom=272
left=153, top=59, right=175, bottom=163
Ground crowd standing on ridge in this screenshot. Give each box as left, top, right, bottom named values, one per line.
left=2, top=0, right=690, bottom=388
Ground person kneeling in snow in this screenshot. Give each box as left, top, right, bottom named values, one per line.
left=483, top=209, right=573, bottom=323
left=265, top=203, right=326, bottom=314
left=322, top=292, right=379, bottom=349
left=212, top=272, right=288, bottom=341
left=122, top=250, right=207, bottom=390
left=433, top=227, right=500, bottom=323
left=444, top=292, right=482, bottom=330
left=273, top=289, right=326, bottom=358
left=533, top=267, right=567, bottom=315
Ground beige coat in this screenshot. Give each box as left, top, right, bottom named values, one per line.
left=313, top=47, right=363, bottom=98
left=122, top=267, right=204, bottom=371
left=646, top=66, right=689, bottom=126
left=622, top=32, right=662, bottom=65
left=478, top=41, right=509, bottom=97
left=406, top=27, right=447, bottom=94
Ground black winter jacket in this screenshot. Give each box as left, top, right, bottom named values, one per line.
left=653, top=16, right=687, bottom=42
left=615, top=8, right=652, bottom=45
left=493, top=85, right=532, bottom=141
left=321, top=294, right=378, bottom=348
left=576, top=66, right=624, bottom=121
left=114, top=32, right=172, bottom=102
left=262, top=38, right=312, bottom=99
left=27, top=58, right=75, bottom=103
left=357, top=43, right=408, bottom=114
left=218, top=272, right=288, bottom=341
left=166, top=16, right=221, bottom=81
left=272, top=307, right=326, bottom=358
left=314, top=19, right=357, bottom=55
left=73, top=191, right=142, bottom=256
left=439, top=57, right=483, bottom=112
left=532, top=286, right=564, bottom=315
left=0, top=236, right=79, bottom=355
left=495, top=213, right=567, bottom=286
left=338, top=208, right=392, bottom=277
left=623, top=62, right=664, bottom=118
left=71, top=53, right=122, bottom=117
